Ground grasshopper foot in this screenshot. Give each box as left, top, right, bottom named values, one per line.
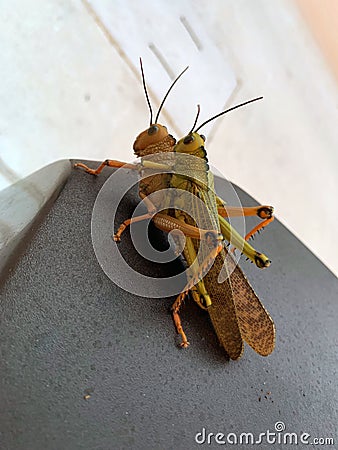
left=257, top=206, right=274, bottom=219
left=172, top=308, right=190, bottom=349
left=254, top=253, right=271, bottom=268
left=74, top=163, right=98, bottom=175
left=113, top=222, right=129, bottom=242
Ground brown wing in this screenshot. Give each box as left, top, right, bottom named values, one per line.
left=167, top=166, right=274, bottom=358
left=171, top=179, right=244, bottom=359
left=204, top=250, right=244, bottom=360
left=219, top=251, right=275, bottom=356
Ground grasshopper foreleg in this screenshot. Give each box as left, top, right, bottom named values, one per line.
left=74, top=159, right=138, bottom=175
left=113, top=190, right=160, bottom=242
left=114, top=212, right=156, bottom=242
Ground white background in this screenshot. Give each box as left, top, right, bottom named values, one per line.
left=1, top=0, right=337, bottom=275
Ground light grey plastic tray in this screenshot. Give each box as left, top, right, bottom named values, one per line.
left=0, top=160, right=337, bottom=449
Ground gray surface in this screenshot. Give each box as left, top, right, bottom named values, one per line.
left=0, top=160, right=72, bottom=282
left=0, top=161, right=337, bottom=450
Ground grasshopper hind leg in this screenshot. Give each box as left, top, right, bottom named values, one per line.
left=171, top=292, right=190, bottom=348
left=217, top=201, right=275, bottom=245
left=171, top=239, right=224, bottom=348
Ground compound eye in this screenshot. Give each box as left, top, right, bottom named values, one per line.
left=183, top=134, right=195, bottom=145
left=200, top=134, right=206, bottom=142
left=148, top=125, right=159, bottom=135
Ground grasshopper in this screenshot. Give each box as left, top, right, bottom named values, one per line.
left=163, top=105, right=275, bottom=359
left=75, top=61, right=275, bottom=359
left=75, top=60, right=221, bottom=249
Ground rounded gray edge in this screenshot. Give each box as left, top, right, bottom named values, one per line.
left=0, top=159, right=72, bottom=282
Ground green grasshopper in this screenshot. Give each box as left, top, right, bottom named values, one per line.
left=75, top=62, right=275, bottom=359
left=163, top=105, right=275, bottom=359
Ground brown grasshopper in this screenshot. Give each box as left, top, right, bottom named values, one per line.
left=75, top=61, right=275, bottom=359
left=75, top=60, right=221, bottom=252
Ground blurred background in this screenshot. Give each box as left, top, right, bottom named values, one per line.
left=1, top=0, right=337, bottom=275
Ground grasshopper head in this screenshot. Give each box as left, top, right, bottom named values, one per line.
left=175, top=132, right=207, bottom=159
left=175, top=132, right=206, bottom=153
left=133, top=124, right=175, bottom=156
left=135, top=59, right=187, bottom=157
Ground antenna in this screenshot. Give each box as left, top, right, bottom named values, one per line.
left=139, top=57, right=153, bottom=126
left=155, top=66, right=189, bottom=123
left=189, top=105, right=201, bottom=134
left=194, top=97, right=263, bottom=132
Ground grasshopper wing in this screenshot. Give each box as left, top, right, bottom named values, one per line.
left=218, top=250, right=275, bottom=356
left=172, top=174, right=245, bottom=359
left=204, top=251, right=244, bottom=360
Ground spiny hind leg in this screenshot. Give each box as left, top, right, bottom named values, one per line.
left=159, top=214, right=222, bottom=310
left=153, top=213, right=222, bottom=244
left=182, top=233, right=212, bottom=309
left=75, top=159, right=138, bottom=175
left=217, top=200, right=274, bottom=242
left=171, top=242, right=224, bottom=347
left=115, top=208, right=222, bottom=245
left=244, top=216, right=274, bottom=242
left=217, top=202, right=273, bottom=222
left=218, top=215, right=271, bottom=268
left=172, top=291, right=190, bottom=348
